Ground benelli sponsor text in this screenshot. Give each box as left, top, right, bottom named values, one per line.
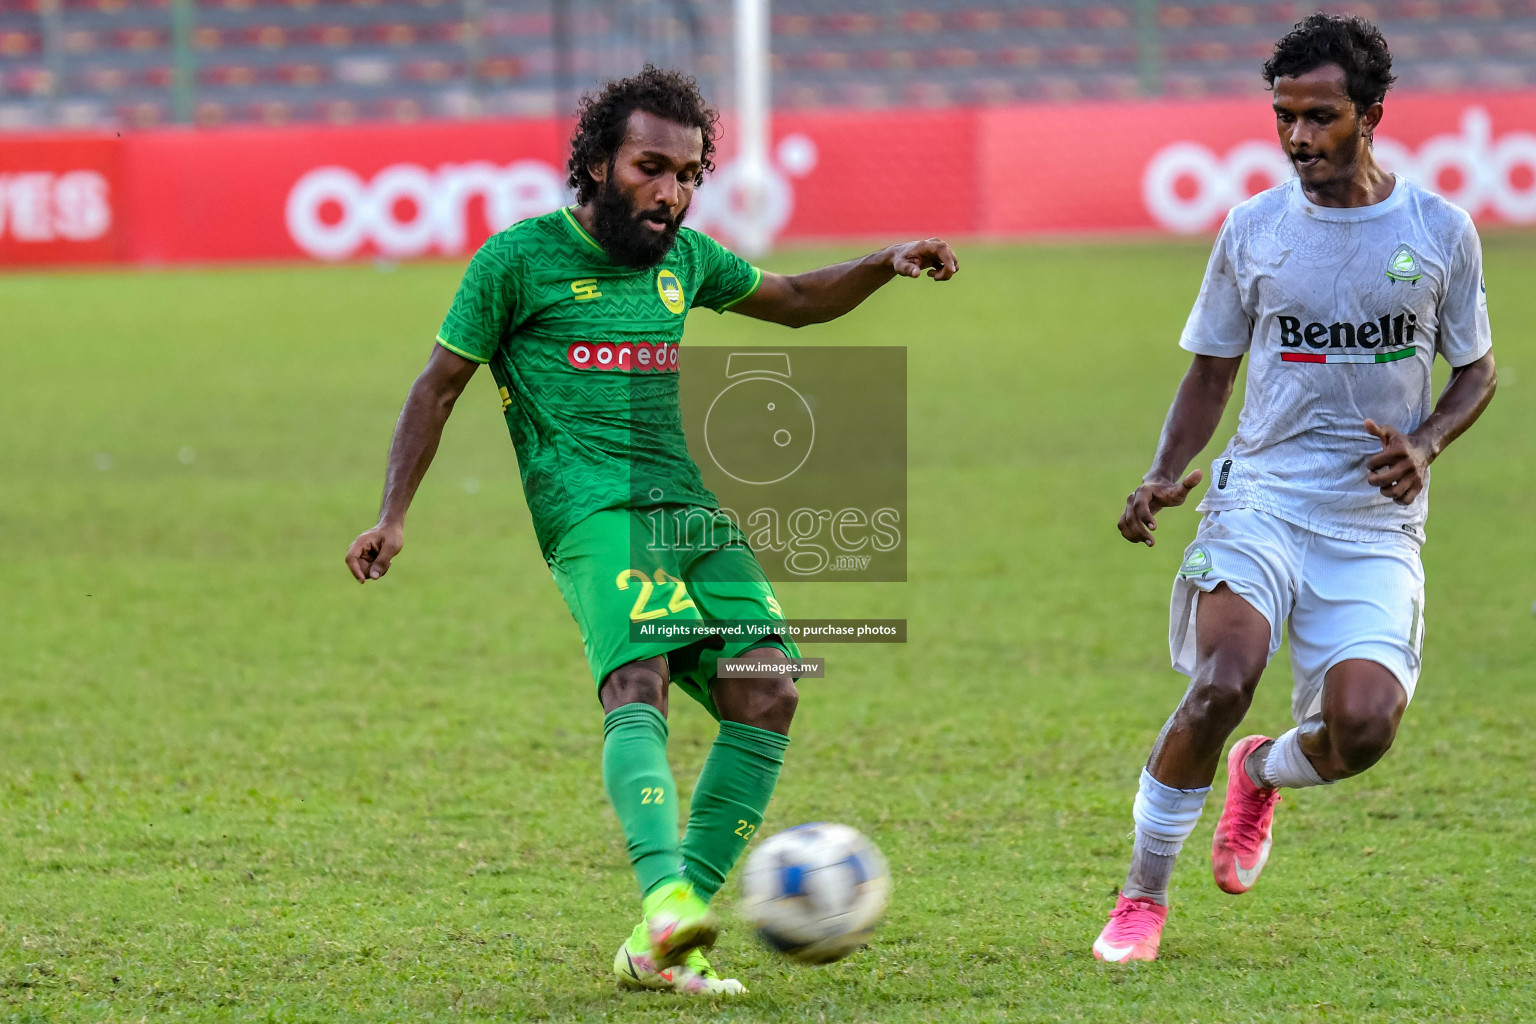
left=1277, top=312, right=1419, bottom=364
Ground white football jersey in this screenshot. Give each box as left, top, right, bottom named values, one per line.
left=1181, top=175, right=1492, bottom=542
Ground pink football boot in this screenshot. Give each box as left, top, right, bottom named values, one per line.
left=1092, top=893, right=1169, bottom=962
left=1211, top=735, right=1282, bottom=894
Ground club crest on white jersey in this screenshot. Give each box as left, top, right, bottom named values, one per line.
left=1386, top=243, right=1424, bottom=283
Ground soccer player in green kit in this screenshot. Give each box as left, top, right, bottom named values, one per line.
left=344, top=66, right=957, bottom=995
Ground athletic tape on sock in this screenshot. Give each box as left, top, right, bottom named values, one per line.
left=1262, top=728, right=1329, bottom=789
left=1132, top=767, right=1211, bottom=856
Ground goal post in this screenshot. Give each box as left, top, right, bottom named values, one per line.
left=732, top=0, right=772, bottom=256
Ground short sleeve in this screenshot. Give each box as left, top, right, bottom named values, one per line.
left=436, top=234, right=519, bottom=363
left=1179, top=214, right=1253, bottom=357
left=1437, top=216, right=1492, bottom=368
left=688, top=230, right=763, bottom=312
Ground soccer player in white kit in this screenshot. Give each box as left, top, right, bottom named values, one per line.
left=1092, top=13, right=1498, bottom=962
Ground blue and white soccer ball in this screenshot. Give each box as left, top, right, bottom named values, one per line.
left=739, top=822, right=892, bottom=964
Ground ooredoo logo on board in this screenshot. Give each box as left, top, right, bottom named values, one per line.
left=1143, top=106, right=1536, bottom=232
left=284, top=160, right=569, bottom=260
left=283, top=134, right=819, bottom=260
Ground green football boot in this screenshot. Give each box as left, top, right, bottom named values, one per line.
left=613, top=922, right=746, bottom=995
left=639, top=880, right=719, bottom=969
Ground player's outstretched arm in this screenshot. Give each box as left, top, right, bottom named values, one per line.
left=729, top=238, right=958, bottom=328
left=1119, top=353, right=1243, bottom=547
left=1364, top=350, right=1496, bottom=506
left=345, top=344, right=480, bottom=582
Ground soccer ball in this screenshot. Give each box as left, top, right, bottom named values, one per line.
left=739, top=822, right=891, bottom=964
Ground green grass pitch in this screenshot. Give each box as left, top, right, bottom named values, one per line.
left=2, top=236, right=1534, bottom=1022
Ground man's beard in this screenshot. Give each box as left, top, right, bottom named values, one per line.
left=590, top=179, right=686, bottom=269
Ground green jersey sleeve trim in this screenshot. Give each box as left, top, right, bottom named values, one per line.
left=435, top=333, right=491, bottom=364
left=716, top=265, right=763, bottom=312
left=560, top=207, right=606, bottom=254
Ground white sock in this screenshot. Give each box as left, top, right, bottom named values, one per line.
left=1123, top=768, right=1210, bottom=905
left=1258, top=728, right=1329, bottom=789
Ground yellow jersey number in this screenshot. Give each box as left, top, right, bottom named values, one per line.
left=616, top=568, right=696, bottom=622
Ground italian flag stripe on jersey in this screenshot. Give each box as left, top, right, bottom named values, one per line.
left=1282, top=347, right=1416, bottom=364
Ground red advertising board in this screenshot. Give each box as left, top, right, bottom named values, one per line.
left=124, top=119, right=567, bottom=263
left=1, top=91, right=1534, bottom=267
left=0, top=134, right=123, bottom=264
left=977, top=93, right=1536, bottom=237
left=769, top=109, right=980, bottom=241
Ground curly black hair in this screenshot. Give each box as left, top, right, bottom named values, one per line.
left=1263, top=12, right=1396, bottom=113
left=567, top=64, right=720, bottom=205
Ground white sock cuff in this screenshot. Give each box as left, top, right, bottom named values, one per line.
left=1132, top=767, right=1211, bottom=853
left=1262, top=729, right=1329, bottom=788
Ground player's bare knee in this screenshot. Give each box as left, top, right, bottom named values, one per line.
left=599, top=657, right=669, bottom=713
left=715, top=675, right=798, bottom=733
left=1330, top=722, right=1396, bottom=774
left=1185, top=665, right=1260, bottom=729
left=1326, top=704, right=1401, bottom=774
left=764, top=676, right=800, bottom=722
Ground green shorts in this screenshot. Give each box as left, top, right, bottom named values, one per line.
left=548, top=505, right=800, bottom=718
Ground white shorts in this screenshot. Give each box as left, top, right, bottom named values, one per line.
left=1169, top=508, right=1425, bottom=724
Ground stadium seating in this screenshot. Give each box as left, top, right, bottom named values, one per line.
left=2, top=0, right=1535, bottom=129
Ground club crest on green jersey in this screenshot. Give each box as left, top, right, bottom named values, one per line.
left=657, top=269, right=685, bottom=314
left=1386, top=243, right=1423, bottom=284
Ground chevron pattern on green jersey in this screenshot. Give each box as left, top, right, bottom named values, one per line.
left=436, top=208, right=760, bottom=556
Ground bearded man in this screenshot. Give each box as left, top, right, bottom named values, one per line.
left=345, top=65, right=958, bottom=992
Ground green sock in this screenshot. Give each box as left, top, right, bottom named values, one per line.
left=602, top=704, right=686, bottom=898
left=681, top=720, right=790, bottom=902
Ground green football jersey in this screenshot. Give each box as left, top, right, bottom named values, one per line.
left=436, top=207, right=762, bottom=557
